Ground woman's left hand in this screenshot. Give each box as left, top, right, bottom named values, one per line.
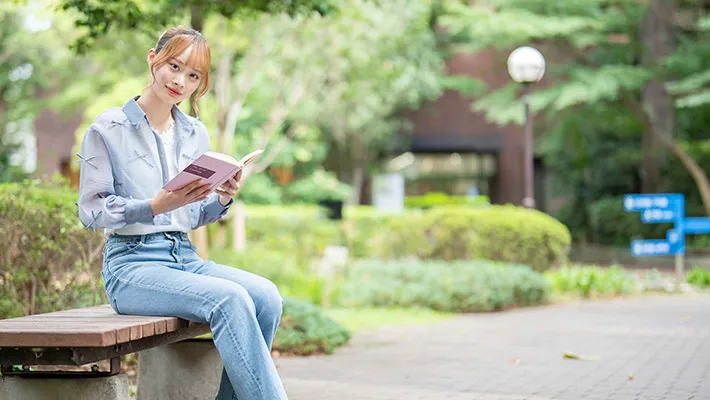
left=215, top=169, right=243, bottom=206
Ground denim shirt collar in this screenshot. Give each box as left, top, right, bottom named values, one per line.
left=121, top=96, right=196, bottom=141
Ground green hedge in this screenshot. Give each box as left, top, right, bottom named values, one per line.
left=369, top=205, right=571, bottom=271
left=404, top=192, right=489, bottom=209
left=0, top=177, right=107, bottom=319
left=214, top=204, right=571, bottom=272
left=337, top=259, right=550, bottom=312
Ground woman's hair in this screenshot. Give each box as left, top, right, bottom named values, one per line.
left=149, top=26, right=211, bottom=116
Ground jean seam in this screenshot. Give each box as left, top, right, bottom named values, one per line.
left=214, top=303, right=264, bottom=396
left=104, top=267, right=265, bottom=395
left=105, top=242, right=144, bottom=260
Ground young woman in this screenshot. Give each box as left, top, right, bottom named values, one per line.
left=76, top=26, right=288, bottom=400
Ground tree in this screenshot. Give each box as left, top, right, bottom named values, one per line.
left=441, top=0, right=710, bottom=216
left=300, top=0, right=444, bottom=204
left=0, top=1, right=84, bottom=180
left=60, top=0, right=336, bottom=53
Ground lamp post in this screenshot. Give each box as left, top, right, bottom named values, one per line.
left=507, top=46, right=545, bottom=209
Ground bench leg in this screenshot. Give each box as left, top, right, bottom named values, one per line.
left=136, top=339, right=223, bottom=400
left=0, top=374, right=130, bottom=400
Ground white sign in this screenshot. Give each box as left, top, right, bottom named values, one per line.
left=372, top=173, right=405, bottom=212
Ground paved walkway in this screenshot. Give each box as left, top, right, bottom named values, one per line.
left=277, top=294, right=710, bottom=400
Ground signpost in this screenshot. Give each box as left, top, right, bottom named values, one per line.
left=624, top=193, right=710, bottom=282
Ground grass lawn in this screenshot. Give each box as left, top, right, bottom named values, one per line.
left=323, top=307, right=456, bottom=333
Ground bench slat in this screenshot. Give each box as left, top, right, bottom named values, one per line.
left=0, top=305, right=196, bottom=347
left=0, top=329, right=117, bottom=347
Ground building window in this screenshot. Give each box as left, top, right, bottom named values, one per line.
left=386, top=152, right=497, bottom=198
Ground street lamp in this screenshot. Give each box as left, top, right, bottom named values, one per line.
left=507, top=46, right=545, bottom=209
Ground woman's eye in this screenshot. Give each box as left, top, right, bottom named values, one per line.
left=170, top=63, right=179, bottom=70
left=190, top=74, right=199, bottom=80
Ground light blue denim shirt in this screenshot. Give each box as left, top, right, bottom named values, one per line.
left=77, top=96, right=233, bottom=237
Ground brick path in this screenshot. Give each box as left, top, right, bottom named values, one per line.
left=277, top=294, right=710, bottom=400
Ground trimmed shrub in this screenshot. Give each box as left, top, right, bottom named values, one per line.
left=216, top=204, right=572, bottom=272
left=404, top=192, right=489, bottom=209
left=0, top=177, right=106, bottom=319
left=338, top=259, right=550, bottom=312
left=274, top=297, right=350, bottom=355
left=371, top=205, right=571, bottom=271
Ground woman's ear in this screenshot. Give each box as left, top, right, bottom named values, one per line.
left=147, top=48, right=156, bottom=65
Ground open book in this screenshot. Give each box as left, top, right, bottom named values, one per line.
left=163, top=149, right=264, bottom=191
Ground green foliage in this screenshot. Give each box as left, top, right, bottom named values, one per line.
left=440, top=0, right=710, bottom=246
left=283, top=169, right=352, bottom=203
left=62, top=0, right=338, bottom=53
left=274, top=297, right=350, bottom=355
left=301, top=0, right=445, bottom=199
left=584, top=196, right=671, bottom=246
left=0, top=144, right=30, bottom=184
left=371, top=205, right=571, bottom=272
left=208, top=245, right=339, bottom=306
left=544, top=264, right=641, bottom=298
left=338, top=259, right=549, bottom=313
left=686, top=267, right=710, bottom=288
left=0, top=176, right=106, bottom=319
left=212, top=204, right=571, bottom=271
left=200, top=296, right=351, bottom=355
left=404, top=192, right=489, bottom=209
left=236, top=174, right=284, bottom=205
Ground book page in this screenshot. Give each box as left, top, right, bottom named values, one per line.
left=239, top=149, right=264, bottom=166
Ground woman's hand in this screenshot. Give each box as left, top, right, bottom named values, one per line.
left=151, top=180, right=212, bottom=216
left=215, top=169, right=243, bottom=206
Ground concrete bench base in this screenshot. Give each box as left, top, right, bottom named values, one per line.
left=137, top=339, right=223, bottom=400
left=0, top=373, right=130, bottom=400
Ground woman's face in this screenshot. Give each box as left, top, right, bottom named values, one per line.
left=148, top=45, right=203, bottom=105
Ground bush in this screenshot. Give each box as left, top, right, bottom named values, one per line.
left=404, top=192, right=489, bottom=209
left=216, top=204, right=572, bottom=272
left=0, top=176, right=106, bottom=319
left=372, top=205, right=571, bottom=271
left=686, top=267, right=710, bottom=288
left=544, top=264, right=641, bottom=298
left=273, top=297, right=350, bottom=355
left=338, top=259, right=549, bottom=312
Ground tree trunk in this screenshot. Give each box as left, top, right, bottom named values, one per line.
left=186, top=4, right=206, bottom=117
left=190, top=3, right=205, bottom=33
left=639, top=0, right=676, bottom=193
left=663, top=137, right=710, bottom=216
left=349, top=166, right=365, bottom=206
left=624, top=94, right=710, bottom=216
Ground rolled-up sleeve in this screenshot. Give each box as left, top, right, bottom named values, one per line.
left=195, top=193, right=232, bottom=228
left=77, top=126, right=156, bottom=229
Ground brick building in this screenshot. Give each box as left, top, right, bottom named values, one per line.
left=400, top=48, right=547, bottom=207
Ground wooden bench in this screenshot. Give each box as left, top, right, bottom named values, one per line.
left=0, top=305, right=223, bottom=400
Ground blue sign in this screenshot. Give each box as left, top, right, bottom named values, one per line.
left=623, top=194, right=683, bottom=212
left=624, top=193, right=685, bottom=257
left=684, top=217, right=710, bottom=234
left=641, top=208, right=676, bottom=223
left=631, top=240, right=672, bottom=257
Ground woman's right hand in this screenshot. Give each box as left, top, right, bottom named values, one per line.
left=151, top=180, right=213, bottom=216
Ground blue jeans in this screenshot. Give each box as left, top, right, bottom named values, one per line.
left=101, top=231, right=287, bottom=400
